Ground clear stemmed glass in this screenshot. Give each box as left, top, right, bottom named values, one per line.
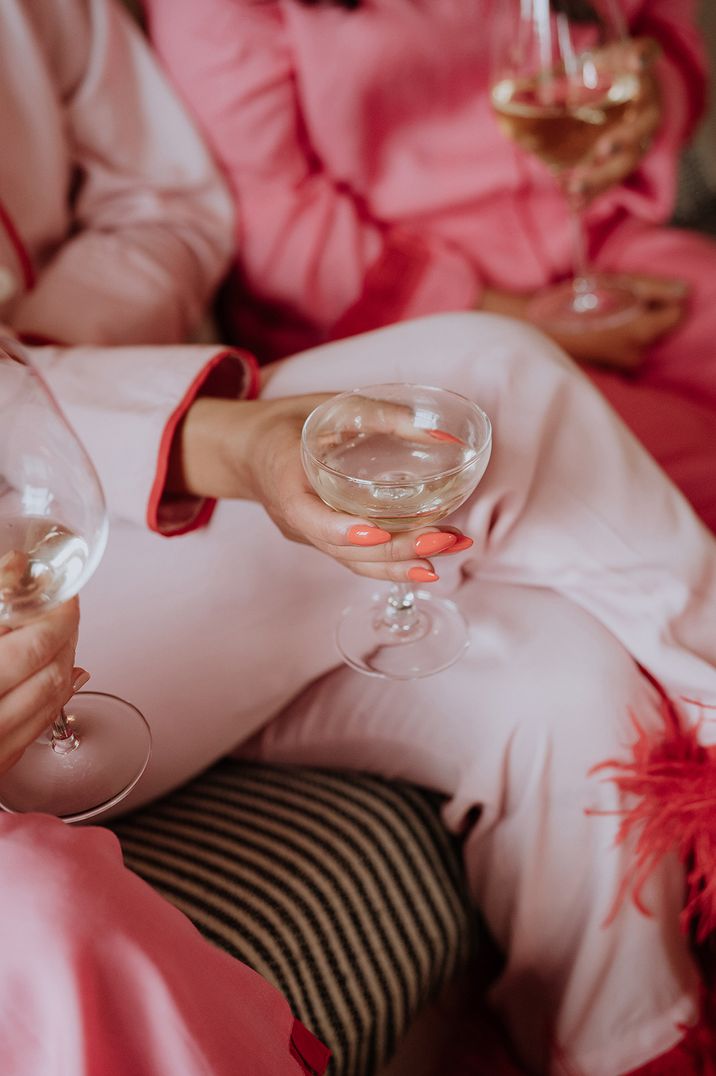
left=490, top=0, right=643, bottom=331
left=0, top=337, right=151, bottom=822
left=302, top=384, right=492, bottom=679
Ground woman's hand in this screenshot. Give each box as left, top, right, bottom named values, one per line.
left=173, top=395, right=473, bottom=583
left=0, top=598, right=83, bottom=775
left=566, top=38, right=663, bottom=204
left=482, top=274, right=686, bottom=371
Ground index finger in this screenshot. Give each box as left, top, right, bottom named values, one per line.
left=622, top=274, right=688, bottom=304
left=627, top=37, right=662, bottom=72
left=283, top=486, right=392, bottom=549
left=597, top=37, right=661, bottom=75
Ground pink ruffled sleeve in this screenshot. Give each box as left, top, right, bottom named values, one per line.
left=146, top=0, right=481, bottom=354
left=598, top=0, right=708, bottom=223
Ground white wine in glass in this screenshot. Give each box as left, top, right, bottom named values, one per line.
left=491, top=0, right=644, bottom=330
left=0, top=338, right=151, bottom=822
left=302, top=384, right=491, bottom=679
left=309, top=427, right=482, bottom=532
left=0, top=518, right=91, bottom=622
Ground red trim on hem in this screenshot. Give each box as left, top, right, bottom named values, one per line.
left=289, top=1019, right=331, bottom=1075
left=0, top=199, right=35, bottom=290
left=147, top=347, right=258, bottom=537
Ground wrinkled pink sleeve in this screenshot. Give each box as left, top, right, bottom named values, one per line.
left=12, top=0, right=235, bottom=346
left=27, top=341, right=259, bottom=536
left=146, top=0, right=481, bottom=342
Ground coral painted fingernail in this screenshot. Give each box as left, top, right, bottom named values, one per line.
left=414, top=533, right=457, bottom=556
left=408, top=567, right=439, bottom=583
left=445, top=536, right=474, bottom=553
left=428, top=429, right=464, bottom=445
left=347, top=525, right=392, bottom=546
left=71, top=668, right=91, bottom=692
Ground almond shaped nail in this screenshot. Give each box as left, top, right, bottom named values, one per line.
left=71, top=669, right=91, bottom=693
left=414, top=532, right=458, bottom=556
left=445, top=536, right=474, bottom=554
left=408, top=567, right=439, bottom=583
left=347, top=525, right=392, bottom=546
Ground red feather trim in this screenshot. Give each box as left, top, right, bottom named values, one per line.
left=589, top=690, right=716, bottom=943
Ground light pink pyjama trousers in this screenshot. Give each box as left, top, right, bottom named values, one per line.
left=36, top=314, right=716, bottom=1074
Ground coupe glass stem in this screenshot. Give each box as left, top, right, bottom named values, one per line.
left=50, top=707, right=80, bottom=755
left=381, top=582, right=421, bottom=635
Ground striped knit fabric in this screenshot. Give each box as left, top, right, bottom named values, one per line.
left=110, top=761, right=476, bottom=1076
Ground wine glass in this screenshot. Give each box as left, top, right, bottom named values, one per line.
left=490, top=0, right=643, bottom=331
left=302, top=384, right=491, bottom=679
left=0, top=337, right=151, bottom=822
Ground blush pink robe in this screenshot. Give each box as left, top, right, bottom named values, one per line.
left=31, top=311, right=716, bottom=1076
left=146, top=0, right=716, bottom=535
left=0, top=0, right=234, bottom=347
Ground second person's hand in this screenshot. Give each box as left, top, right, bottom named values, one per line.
left=482, top=274, right=686, bottom=371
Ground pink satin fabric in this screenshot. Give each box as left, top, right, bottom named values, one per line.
left=0, top=812, right=328, bottom=1075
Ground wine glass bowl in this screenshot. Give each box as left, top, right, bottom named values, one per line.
left=302, top=384, right=492, bottom=679
left=491, top=64, right=641, bottom=175
left=490, top=0, right=644, bottom=330
left=0, top=337, right=108, bottom=625
left=0, top=338, right=151, bottom=820
left=302, top=386, right=490, bottom=531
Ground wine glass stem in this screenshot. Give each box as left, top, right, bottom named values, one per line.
left=567, top=191, right=594, bottom=296
left=50, top=707, right=80, bottom=755
left=382, top=583, right=420, bottom=634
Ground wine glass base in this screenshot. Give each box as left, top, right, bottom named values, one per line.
left=0, top=691, right=151, bottom=822
left=527, top=275, right=642, bottom=333
left=336, top=589, right=469, bottom=679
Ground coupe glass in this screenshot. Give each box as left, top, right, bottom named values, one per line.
left=302, top=384, right=491, bottom=679
left=0, top=337, right=151, bottom=822
left=490, top=0, right=643, bottom=331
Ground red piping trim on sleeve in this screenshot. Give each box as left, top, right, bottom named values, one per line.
left=0, top=198, right=35, bottom=290
left=147, top=347, right=258, bottom=537
left=241, top=347, right=261, bottom=400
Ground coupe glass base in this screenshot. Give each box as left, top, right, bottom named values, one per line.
left=527, top=275, right=642, bottom=333
left=336, top=589, right=470, bottom=679
left=0, top=691, right=151, bottom=822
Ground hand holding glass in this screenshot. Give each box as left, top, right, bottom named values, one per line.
left=0, top=338, right=150, bottom=821
left=302, top=384, right=491, bottom=679
left=491, top=0, right=646, bottom=331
